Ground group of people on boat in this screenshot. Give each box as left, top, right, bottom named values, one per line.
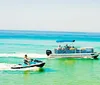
left=54, top=44, right=76, bottom=54
left=54, top=44, right=94, bottom=54
left=57, top=44, right=75, bottom=50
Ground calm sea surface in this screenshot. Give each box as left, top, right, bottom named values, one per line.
left=0, top=30, right=100, bottom=85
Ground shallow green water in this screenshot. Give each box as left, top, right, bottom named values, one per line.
left=1, top=57, right=100, bottom=85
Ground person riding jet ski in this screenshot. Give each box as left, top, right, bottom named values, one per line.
left=11, top=54, right=45, bottom=69
left=24, top=54, right=31, bottom=65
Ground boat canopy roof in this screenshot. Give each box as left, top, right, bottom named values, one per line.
left=56, top=40, right=75, bottom=43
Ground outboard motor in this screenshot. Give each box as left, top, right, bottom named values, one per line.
left=46, top=50, right=52, bottom=56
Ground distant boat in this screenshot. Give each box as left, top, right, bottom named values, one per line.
left=46, top=40, right=99, bottom=59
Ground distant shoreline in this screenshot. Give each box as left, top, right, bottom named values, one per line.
left=0, top=29, right=100, bottom=33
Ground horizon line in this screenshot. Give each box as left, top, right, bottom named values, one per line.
left=0, top=29, right=100, bottom=33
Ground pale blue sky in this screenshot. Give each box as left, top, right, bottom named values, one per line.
left=0, top=0, right=100, bottom=32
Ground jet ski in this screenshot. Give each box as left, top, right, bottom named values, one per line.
left=11, top=59, right=45, bottom=69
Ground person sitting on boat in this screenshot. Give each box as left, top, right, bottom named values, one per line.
left=24, top=54, right=31, bottom=65
left=64, top=44, right=70, bottom=49
left=57, top=45, right=62, bottom=50
left=66, top=44, right=68, bottom=47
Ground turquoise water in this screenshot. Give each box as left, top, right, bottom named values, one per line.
left=0, top=30, right=100, bottom=85
left=1, top=58, right=100, bottom=85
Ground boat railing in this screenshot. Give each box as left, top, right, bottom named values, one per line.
left=54, top=46, right=94, bottom=54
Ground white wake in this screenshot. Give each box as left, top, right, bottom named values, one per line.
left=0, top=63, right=42, bottom=71
left=0, top=53, right=47, bottom=58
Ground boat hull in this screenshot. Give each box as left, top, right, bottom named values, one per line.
left=48, top=53, right=99, bottom=59
left=11, top=62, right=45, bottom=69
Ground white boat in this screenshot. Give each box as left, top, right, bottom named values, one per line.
left=46, top=40, right=99, bottom=59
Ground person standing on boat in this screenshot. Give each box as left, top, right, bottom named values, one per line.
left=24, top=54, right=30, bottom=65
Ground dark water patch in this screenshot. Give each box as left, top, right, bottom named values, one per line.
left=0, top=30, right=100, bottom=41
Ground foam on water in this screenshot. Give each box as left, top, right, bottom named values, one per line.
left=0, top=63, right=14, bottom=70
left=0, top=53, right=47, bottom=58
